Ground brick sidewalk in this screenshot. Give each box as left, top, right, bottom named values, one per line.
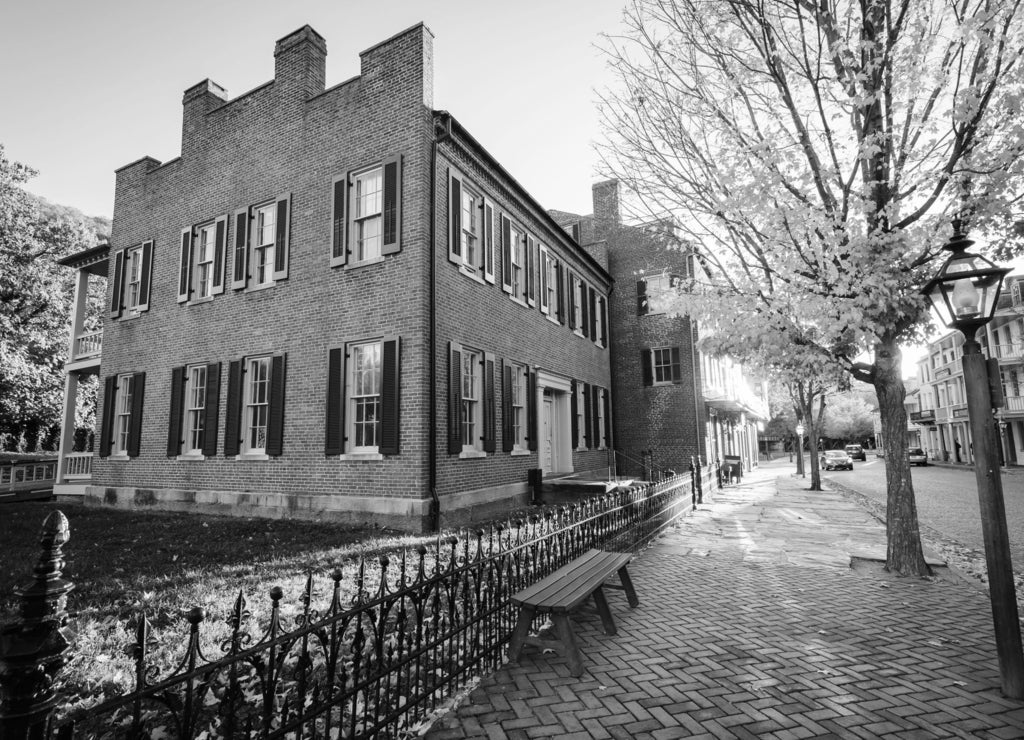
left=424, top=470, right=1024, bottom=739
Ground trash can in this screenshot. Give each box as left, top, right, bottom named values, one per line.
left=723, top=455, right=742, bottom=483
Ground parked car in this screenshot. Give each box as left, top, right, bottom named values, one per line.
left=908, top=447, right=928, bottom=466
left=820, top=449, right=854, bottom=471
left=844, top=444, right=866, bottom=461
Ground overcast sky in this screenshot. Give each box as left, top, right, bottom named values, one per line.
left=2, top=0, right=625, bottom=219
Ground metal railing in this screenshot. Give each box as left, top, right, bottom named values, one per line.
left=1, top=475, right=692, bottom=739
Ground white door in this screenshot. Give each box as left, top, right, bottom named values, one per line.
left=541, top=398, right=554, bottom=474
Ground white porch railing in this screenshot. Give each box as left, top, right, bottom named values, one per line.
left=73, top=330, right=102, bottom=361
left=994, top=343, right=1024, bottom=361
left=64, top=452, right=93, bottom=479
left=1005, top=396, right=1024, bottom=412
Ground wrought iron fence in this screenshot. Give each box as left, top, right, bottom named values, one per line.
left=1, top=475, right=691, bottom=739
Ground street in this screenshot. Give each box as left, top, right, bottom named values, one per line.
left=817, top=456, right=1024, bottom=576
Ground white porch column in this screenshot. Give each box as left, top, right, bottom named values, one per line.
left=67, top=269, right=89, bottom=359
left=55, top=372, right=80, bottom=484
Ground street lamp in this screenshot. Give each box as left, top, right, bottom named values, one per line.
left=795, top=422, right=805, bottom=478
left=922, top=222, right=1023, bottom=699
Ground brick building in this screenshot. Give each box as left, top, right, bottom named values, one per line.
left=53, top=24, right=614, bottom=531
left=551, top=181, right=767, bottom=479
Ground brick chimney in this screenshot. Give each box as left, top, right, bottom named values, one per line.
left=274, top=25, right=327, bottom=101
left=359, top=23, right=434, bottom=109
left=592, top=180, right=621, bottom=230
left=181, top=79, right=228, bottom=158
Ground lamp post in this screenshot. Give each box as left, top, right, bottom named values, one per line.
left=795, top=422, right=805, bottom=478
left=922, top=222, right=1023, bottom=699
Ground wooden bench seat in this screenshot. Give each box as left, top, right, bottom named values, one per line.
left=508, top=548, right=639, bottom=677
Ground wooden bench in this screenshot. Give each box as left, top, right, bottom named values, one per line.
left=507, top=548, right=639, bottom=677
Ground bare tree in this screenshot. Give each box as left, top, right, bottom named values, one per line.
left=599, top=0, right=1024, bottom=575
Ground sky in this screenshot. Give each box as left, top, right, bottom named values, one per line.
left=1, top=0, right=626, bottom=220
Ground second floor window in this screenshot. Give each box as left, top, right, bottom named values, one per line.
left=461, top=187, right=479, bottom=268
left=252, top=204, right=277, bottom=286
left=643, top=347, right=682, bottom=386
left=353, top=166, right=383, bottom=263
left=194, top=223, right=216, bottom=299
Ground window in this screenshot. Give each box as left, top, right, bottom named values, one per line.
left=500, top=215, right=527, bottom=301
left=168, top=363, right=221, bottom=458
left=594, top=293, right=607, bottom=347
left=331, top=156, right=403, bottom=268
left=447, top=171, right=495, bottom=282
left=642, top=347, right=682, bottom=386
left=100, top=372, right=146, bottom=457
left=194, top=224, right=216, bottom=299
left=461, top=186, right=479, bottom=268
left=178, top=218, right=227, bottom=303
left=637, top=272, right=679, bottom=316
left=510, top=228, right=525, bottom=298
left=325, top=339, right=401, bottom=456
left=596, top=387, right=608, bottom=448
left=540, top=247, right=555, bottom=316
left=573, top=381, right=587, bottom=449
left=110, top=241, right=153, bottom=318
left=231, top=195, right=290, bottom=290
left=448, top=343, right=495, bottom=456
left=502, top=360, right=532, bottom=453
left=224, top=354, right=286, bottom=458
left=571, top=276, right=584, bottom=334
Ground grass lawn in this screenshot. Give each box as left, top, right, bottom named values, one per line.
left=0, top=501, right=438, bottom=714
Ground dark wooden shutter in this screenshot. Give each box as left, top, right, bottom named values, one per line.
left=167, top=366, right=185, bottom=456
left=382, top=155, right=402, bottom=255
left=100, top=375, right=117, bottom=456
left=600, top=296, right=608, bottom=346
left=325, top=348, right=344, bottom=455
left=637, top=278, right=648, bottom=315
left=266, top=354, right=286, bottom=455
left=381, top=337, right=400, bottom=455
left=232, top=208, right=248, bottom=289
left=590, top=385, right=600, bottom=450
left=448, top=343, right=463, bottom=454
left=109, top=250, right=124, bottom=318
left=588, top=287, right=597, bottom=340
left=483, top=353, right=496, bottom=453
left=331, top=174, right=348, bottom=268
left=568, top=276, right=578, bottom=331
left=202, top=362, right=221, bottom=457
left=582, top=382, right=592, bottom=449
left=571, top=222, right=581, bottom=242
left=272, top=194, right=290, bottom=281
left=581, top=281, right=591, bottom=337
left=671, top=347, right=683, bottom=384
left=603, top=388, right=612, bottom=448
left=525, top=236, right=536, bottom=306
left=178, top=229, right=193, bottom=303
left=212, top=217, right=227, bottom=295
left=224, top=360, right=243, bottom=457
left=570, top=379, right=579, bottom=449
left=449, top=172, right=462, bottom=263
left=483, top=201, right=495, bottom=283
left=556, top=263, right=565, bottom=324
left=127, top=372, right=145, bottom=458
left=500, top=215, right=512, bottom=293
left=526, top=369, right=537, bottom=452
left=502, top=361, right=514, bottom=452
left=642, top=350, right=653, bottom=386
left=138, top=241, right=153, bottom=311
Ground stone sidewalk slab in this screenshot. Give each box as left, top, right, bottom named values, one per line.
left=424, top=468, right=1024, bottom=739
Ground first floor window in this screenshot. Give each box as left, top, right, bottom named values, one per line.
left=252, top=203, right=276, bottom=286
left=115, top=374, right=134, bottom=454
left=184, top=365, right=207, bottom=453
left=575, top=382, right=587, bottom=449
left=596, top=387, right=607, bottom=448
left=462, top=349, right=481, bottom=449
left=100, top=372, right=145, bottom=458
left=511, top=363, right=527, bottom=449
left=450, top=343, right=495, bottom=455
left=245, top=356, right=271, bottom=453
left=353, top=166, right=383, bottom=262
left=349, top=341, right=382, bottom=451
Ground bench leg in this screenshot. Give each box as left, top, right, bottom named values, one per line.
left=592, top=586, right=617, bottom=636
left=618, top=566, right=639, bottom=608
left=508, top=605, right=536, bottom=664
left=551, top=613, right=585, bottom=677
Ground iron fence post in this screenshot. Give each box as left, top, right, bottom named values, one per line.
left=696, top=456, right=703, bottom=504
left=0, top=511, right=73, bottom=740
left=689, top=456, right=696, bottom=508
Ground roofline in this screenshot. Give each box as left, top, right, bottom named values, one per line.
left=433, top=110, right=611, bottom=285
left=57, top=243, right=110, bottom=267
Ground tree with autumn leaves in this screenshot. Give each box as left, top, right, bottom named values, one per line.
left=599, top=0, right=1024, bottom=574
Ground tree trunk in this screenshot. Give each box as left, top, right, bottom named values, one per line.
left=873, top=338, right=931, bottom=576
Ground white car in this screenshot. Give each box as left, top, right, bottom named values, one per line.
left=908, top=447, right=928, bottom=466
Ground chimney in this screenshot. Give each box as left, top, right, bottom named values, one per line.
left=359, top=23, right=434, bottom=109
left=182, top=79, right=228, bottom=157
left=593, top=180, right=621, bottom=229
left=274, top=25, right=327, bottom=100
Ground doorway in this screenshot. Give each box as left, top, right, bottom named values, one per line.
left=537, top=371, right=573, bottom=476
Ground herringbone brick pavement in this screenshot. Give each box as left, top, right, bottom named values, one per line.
left=423, top=467, right=1024, bottom=739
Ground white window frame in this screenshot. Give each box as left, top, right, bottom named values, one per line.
left=459, top=183, right=481, bottom=273
left=572, top=276, right=584, bottom=336
left=539, top=246, right=554, bottom=316
left=644, top=273, right=674, bottom=316
left=512, top=361, right=528, bottom=451
left=125, top=245, right=144, bottom=312
left=113, top=373, right=134, bottom=456
left=251, top=203, right=277, bottom=287
left=510, top=226, right=525, bottom=301
left=652, top=348, right=677, bottom=385
left=594, top=295, right=605, bottom=348
left=461, top=348, right=484, bottom=454
left=575, top=383, right=587, bottom=451
left=243, top=356, right=272, bottom=455
left=194, top=222, right=216, bottom=300
left=183, top=364, right=207, bottom=456
left=347, top=340, right=383, bottom=454
left=597, top=387, right=607, bottom=449
left=351, top=165, right=383, bottom=265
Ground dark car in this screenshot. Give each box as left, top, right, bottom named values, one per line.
left=844, top=444, right=866, bottom=461
left=820, top=450, right=854, bottom=471
left=908, top=447, right=928, bottom=466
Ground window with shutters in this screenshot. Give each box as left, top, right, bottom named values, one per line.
left=447, top=169, right=494, bottom=282
left=183, top=365, right=207, bottom=455
left=352, top=166, right=383, bottom=264
left=652, top=347, right=682, bottom=385
left=113, top=374, right=134, bottom=456
left=125, top=246, right=144, bottom=311
left=575, top=382, right=587, bottom=450
left=571, top=276, right=584, bottom=335
left=462, top=349, right=483, bottom=452
left=460, top=185, right=480, bottom=270
left=348, top=341, right=382, bottom=453
left=511, top=362, right=528, bottom=451
left=540, top=246, right=558, bottom=319
left=596, top=387, right=607, bottom=449
left=244, top=356, right=272, bottom=454
left=594, top=294, right=606, bottom=347
left=111, top=241, right=153, bottom=319
left=509, top=226, right=525, bottom=300
left=193, top=223, right=216, bottom=299
left=252, top=203, right=277, bottom=287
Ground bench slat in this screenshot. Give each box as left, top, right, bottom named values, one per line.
left=513, top=549, right=632, bottom=612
